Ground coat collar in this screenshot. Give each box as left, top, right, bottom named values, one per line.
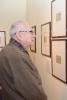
left=9, top=38, right=29, bottom=55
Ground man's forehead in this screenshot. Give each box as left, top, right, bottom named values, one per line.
left=16, top=22, right=32, bottom=31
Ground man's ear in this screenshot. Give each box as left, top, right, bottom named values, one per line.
left=16, top=32, right=23, bottom=41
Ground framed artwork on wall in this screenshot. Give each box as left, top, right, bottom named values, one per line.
left=51, top=0, right=67, bottom=38
left=52, top=39, right=67, bottom=83
left=30, top=26, right=36, bottom=52
left=0, top=31, right=6, bottom=47
left=41, top=22, right=51, bottom=57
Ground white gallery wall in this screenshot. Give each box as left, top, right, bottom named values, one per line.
left=27, top=0, right=67, bottom=100
left=0, top=0, right=67, bottom=100
left=0, top=0, right=26, bottom=43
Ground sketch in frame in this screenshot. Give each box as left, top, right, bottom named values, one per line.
left=51, top=0, right=67, bottom=38
left=0, top=31, right=6, bottom=47
left=52, top=39, right=67, bottom=83
left=41, top=22, right=51, bottom=57
left=30, top=26, right=36, bottom=52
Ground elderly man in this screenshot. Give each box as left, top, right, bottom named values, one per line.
left=0, top=21, right=47, bottom=100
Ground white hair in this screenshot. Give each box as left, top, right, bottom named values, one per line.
left=10, top=21, right=27, bottom=38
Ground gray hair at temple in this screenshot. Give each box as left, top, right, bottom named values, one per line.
left=9, top=21, right=32, bottom=38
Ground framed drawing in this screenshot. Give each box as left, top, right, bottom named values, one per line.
left=52, top=39, right=67, bottom=83
left=30, top=26, right=36, bottom=52
left=41, top=22, right=51, bottom=57
left=51, top=0, right=67, bottom=38
left=0, top=31, right=6, bottom=47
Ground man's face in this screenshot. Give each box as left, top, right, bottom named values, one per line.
left=19, top=30, right=35, bottom=47
left=16, top=28, right=35, bottom=48
left=15, top=22, right=36, bottom=48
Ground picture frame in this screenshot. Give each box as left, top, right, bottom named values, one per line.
left=30, top=26, right=36, bottom=52
left=0, top=31, right=6, bottom=47
left=52, top=39, right=67, bottom=83
left=41, top=22, right=51, bottom=57
left=51, top=0, right=67, bottom=38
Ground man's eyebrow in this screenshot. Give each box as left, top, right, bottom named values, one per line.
left=29, top=30, right=33, bottom=32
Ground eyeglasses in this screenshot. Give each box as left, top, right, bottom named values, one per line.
left=18, top=30, right=36, bottom=37
left=19, top=30, right=33, bottom=34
